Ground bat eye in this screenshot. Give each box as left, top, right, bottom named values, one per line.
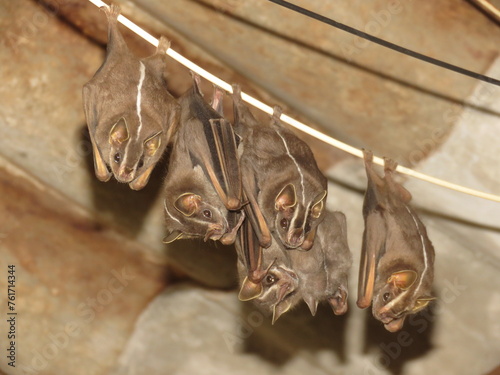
left=202, top=209, right=212, bottom=219
left=265, top=274, right=276, bottom=285
left=280, top=218, right=288, bottom=230
left=114, top=153, right=121, bottom=164
left=383, top=293, right=391, bottom=302
left=137, top=157, right=144, bottom=169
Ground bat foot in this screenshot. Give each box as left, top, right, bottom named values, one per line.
left=362, top=149, right=373, bottom=163
left=383, top=157, right=398, bottom=174
left=102, top=3, right=120, bottom=21
left=156, top=36, right=171, bottom=54
left=231, top=84, right=242, bottom=101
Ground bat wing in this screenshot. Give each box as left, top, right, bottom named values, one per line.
left=205, top=118, right=242, bottom=211
left=357, top=210, right=386, bottom=309
left=240, top=157, right=272, bottom=248
left=236, top=215, right=264, bottom=301
left=82, top=83, right=112, bottom=182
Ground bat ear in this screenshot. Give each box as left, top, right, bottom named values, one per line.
left=144, top=131, right=163, bottom=157
left=411, top=296, right=436, bottom=313
left=304, top=296, right=319, bottom=316
left=109, top=118, right=129, bottom=146
left=272, top=300, right=293, bottom=325
left=163, top=230, right=184, bottom=244
left=310, top=190, right=327, bottom=219
left=275, top=184, right=297, bottom=210
left=387, top=270, right=418, bottom=290
left=238, top=277, right=263, bottom=301
left=174, top=193, right=201, bottom=217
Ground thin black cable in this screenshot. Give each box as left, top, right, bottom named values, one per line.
left=268, top=0, right=500, bottom=86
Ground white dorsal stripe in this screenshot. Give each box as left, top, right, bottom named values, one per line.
left=276, top=131, right=305, bottom=205
left=121, top=62, right=146, bottom=169
left=136, top=61, right=146, bottom=137
left=384, top=205, right=428, bottom=310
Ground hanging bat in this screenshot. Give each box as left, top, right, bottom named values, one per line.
left=357, top=150, right=435, bottom=332
left=235, top=216, right=300, bottom=324
left=82, top=4, right=180, bottom=190
left=232, top=85, right=327, bottom=251
left=236, top=211, right=352, bottom=324
left=163, top=75, right=243, bottom=245
left=287, top=211, right=352, bottom=317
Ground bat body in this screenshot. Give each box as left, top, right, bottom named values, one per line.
left=288, top=211, right=352, bottom=317
left=232, top=85, right=327, bottom=251
left=83, top=5, right=179, bottom=190
left=163, top=77, right=243, bottom=245
left=357, top=151, right=435, bottom=332
left=236, top=211, right=352, bottom=324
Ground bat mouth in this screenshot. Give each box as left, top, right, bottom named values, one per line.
left=204, top=224, right=226, bottom=242
left=115, top=167, right=136, bottom=183
left=376, top=309, right=405, bottom=325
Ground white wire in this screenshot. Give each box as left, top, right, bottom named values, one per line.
left=86, top=0, right=500, bottom=203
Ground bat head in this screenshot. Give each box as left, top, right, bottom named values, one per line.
left=244, top=263, right=301, bottom=324
left=163, top=163, right=243, bottom=246
left=107, top=116, right=165, bottom=190
left=163, top=191, right=233, bottom=243
left=274, top=184, right=327, bottom=250
left=372, top=270, right=435, bottom=332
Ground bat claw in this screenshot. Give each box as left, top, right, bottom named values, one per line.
left=156, top=36, right=171, bottom=54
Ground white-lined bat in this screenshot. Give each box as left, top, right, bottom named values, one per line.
left=288, top=211, right=352, bottom=318
left=232, top=85, right=327, bottom=251
left=357, top=150, right=435, bottom=332
left=163, top=75, right=243, bottom=245
left=236, top=211, right=352, bottom=324
left=83, top=4, right=180, bottom=190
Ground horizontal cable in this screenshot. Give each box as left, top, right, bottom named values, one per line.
left=85, top=0, right=500, bottom=203
left=268, top=0, right=500, bottom=86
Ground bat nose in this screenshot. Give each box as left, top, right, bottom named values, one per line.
left=123, top=166, right=134, bottom=175
left=116, top=166, right=135, bottom=182
left=287, top=228, right=304, bottom=248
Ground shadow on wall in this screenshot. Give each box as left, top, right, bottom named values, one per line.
left=239, top=301, right=350, bottom=367
left=80, top=125, right=169, bottom=237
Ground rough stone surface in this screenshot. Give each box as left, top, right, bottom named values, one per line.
left=0, top=157, right=167, bottom=375
left=0, top=0, right=499, bottom=374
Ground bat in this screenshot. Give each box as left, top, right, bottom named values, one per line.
left=235, top=216, right=300, bottom=324
left=236, top=211, right=352, bottom=324
left=232, top=85, right=327, bottom=251
left=163, top=75, right=243, bottom=245
left=82, top=4, right=180, bottom=190
left=357, top=150, right=435, bottom=332
left=288, top=211, right=352, bottom=317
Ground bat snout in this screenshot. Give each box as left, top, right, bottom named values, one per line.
left=204, top=224, right=225, bottom=242
left=285, top=228, right=305, bottom=249
left=116, top=166, right=136, bottom=183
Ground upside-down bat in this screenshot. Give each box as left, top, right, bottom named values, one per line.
left=357, top=150, right=435, bottom=332
left=232, top=85, right=327, bottom=251
left=163, top=75, right=243, bottom=245
left=82, top=4, right=180, bottom=190
left=236, top=211, right=352, bottom=324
